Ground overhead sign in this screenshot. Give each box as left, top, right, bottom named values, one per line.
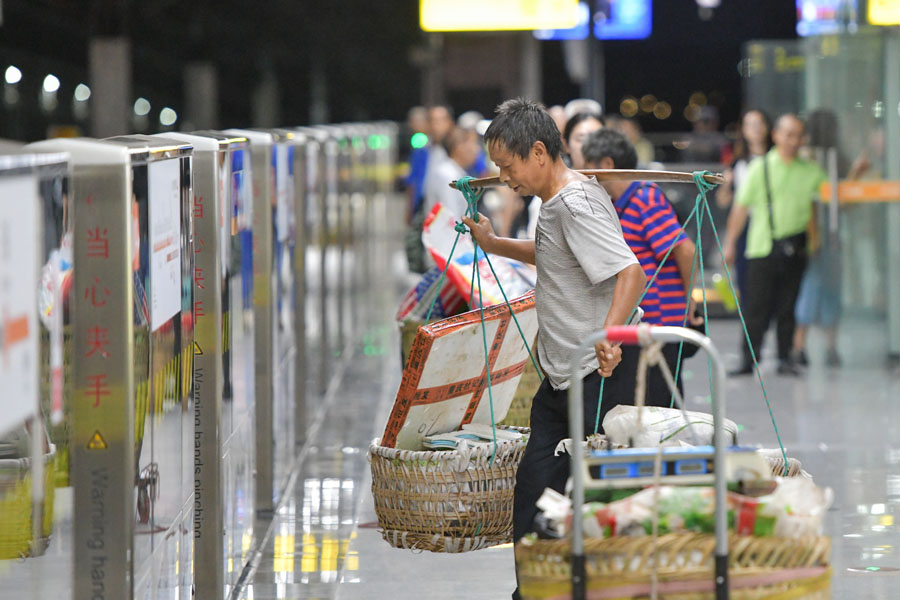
left=420, top=0, right=579, bottom=32
left=869, top=0, right=900, bottom=25
left=534, top=1, right=591, bottom=40
left=594, top=0, right=652, bottom=40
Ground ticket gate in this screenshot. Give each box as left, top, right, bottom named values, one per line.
left=252, top=128, right=305, bottom=501
left=0, top=151, right=67, bottom=598
left=24, top=136, right=194, bottom=600
left=187, top=130, right=257, bottom=587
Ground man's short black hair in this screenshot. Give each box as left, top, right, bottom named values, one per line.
left=581, top=128, right=638, bottom=170
left=484, top=98, right=563, bottom=161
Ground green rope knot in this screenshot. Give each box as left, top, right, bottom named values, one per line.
left=454, top=222, right=468, bottom=234
left=692, top=171, right=718, bottom=195
left=455, top=175, right=484, bottom=222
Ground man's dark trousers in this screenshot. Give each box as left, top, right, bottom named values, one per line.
left=512, top=369, right=634, bottom=543
left=742, top=250, right=808, bottom=366
left=511, top=363, right=647, bottom=600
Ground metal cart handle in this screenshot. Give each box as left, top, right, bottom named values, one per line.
left=567, top=324, right=729, bottom=600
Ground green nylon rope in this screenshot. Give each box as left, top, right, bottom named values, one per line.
left=441, top=172, right=788, bottom=473
left=592, top=195, right=702, bottom=435
left=458, top=178, right=544, bottom=379
left=426, top=175, right=544, bottom=465
left=669, top=237, right=701, bottom=408
left=592, top=172, right=788, bottom=479
left=701, top=195, right=790, bottom=473
left=473, top=238, right=499, bottom=464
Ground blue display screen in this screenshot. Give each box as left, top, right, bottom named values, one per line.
left=533, top=1, right=591, bottom=41
left=795, top=0, right=858, bottom=36
left=594, top=0, right=652, bottom=40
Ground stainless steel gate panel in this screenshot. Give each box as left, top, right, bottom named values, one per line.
left=192, top=130, right=257, bottom=586
left=224, top=129, right=275, bottom=517
left=101, top=135, right=194, bottom=600
left=26, top=138, right=138, bottom=600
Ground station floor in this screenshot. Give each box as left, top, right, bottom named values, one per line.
left=233, top=205, right=900, bottom=599
left=3, top=195, right=899, bottom=599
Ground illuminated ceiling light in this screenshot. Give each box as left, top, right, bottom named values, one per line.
left=689, top=91, right=707, bottom=106
left=43, top=74, right=61, bottom=93
left=620, top=97, right=639, bottom=118
left=410, top=132, right=429, bottom=149
left=5, top=65, right=22, bottom=85
left=159, top=107, right=177, bottom=126
left=74, top=83, right=91, bottom=102
left=653, top=101, right=672, bottom=120
left=696, top=0, right=720, bottom=20
left=420, top=0, right=579, bottom=32
left=134, top=97, right=151, bottom=116
left=639, top=94, right=657, bottom=113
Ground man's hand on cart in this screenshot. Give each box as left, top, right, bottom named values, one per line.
left=595, top=340, right=622, bottom=377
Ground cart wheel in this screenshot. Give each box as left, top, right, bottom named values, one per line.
left=137, top=487, right=150, bottom=524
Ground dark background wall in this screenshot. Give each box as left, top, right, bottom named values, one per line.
left=0, top=0, right=797, bottom=140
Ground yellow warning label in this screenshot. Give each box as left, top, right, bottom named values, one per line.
left=87, top=430, right=108, bottom=450
left=194, top=341, right=203, bottom=355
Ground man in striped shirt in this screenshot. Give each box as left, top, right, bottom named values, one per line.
left=583, top=128, right=703, bottom=402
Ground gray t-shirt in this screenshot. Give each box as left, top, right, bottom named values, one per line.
left=534, top=177, right=639, bottom=390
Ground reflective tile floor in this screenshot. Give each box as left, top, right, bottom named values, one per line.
left=236, top=278, right=900, bottom=599
left=4, top=197, right=899, bottom=599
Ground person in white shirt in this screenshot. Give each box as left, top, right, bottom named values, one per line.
left=423, top=126, right=483, bottom=219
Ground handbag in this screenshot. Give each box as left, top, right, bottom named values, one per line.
left=763, top=155, right=807, bottom=258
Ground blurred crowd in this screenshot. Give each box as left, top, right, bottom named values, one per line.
left=400, top=98, right=883, bottom=373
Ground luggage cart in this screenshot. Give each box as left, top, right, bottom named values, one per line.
left=567, top=324, right=729, bottom=600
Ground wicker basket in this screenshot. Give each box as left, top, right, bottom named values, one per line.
left=0, top=444, right=57, bottom=559
left=516, top=533, right=831, bottom=600
left=399, top=318, right=424, bottom=370
left=499, top=359, right=542, bottom=428
left=369, top=428, right=529, bottom=552
left=517, top=450, right=822, bottom=599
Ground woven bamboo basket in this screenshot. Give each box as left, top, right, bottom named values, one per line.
left=0, top=444, right=57, bottom=559
left=399, top=318, right=424, bottom=370
left=517, top=451, right=821, bottom=599
left=369, top=427, right=529, bottom=553
left=516, top=533, right=831, bottom=600
left=499, top=359, right=542, bottom=428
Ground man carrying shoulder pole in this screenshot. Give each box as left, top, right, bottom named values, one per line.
left=460, top=98, right=646, bottom=600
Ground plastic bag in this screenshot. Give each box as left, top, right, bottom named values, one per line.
left=602, top=405, right=738, bottom=448
left=565, top=480, right=831, bottom=540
